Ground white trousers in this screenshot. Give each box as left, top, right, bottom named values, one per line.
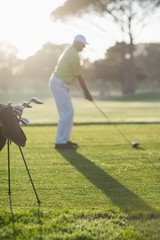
left=49, top=75, right=74, bottom=144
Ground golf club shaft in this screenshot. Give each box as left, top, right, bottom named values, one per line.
left=93, top=101, right=132, bottom=146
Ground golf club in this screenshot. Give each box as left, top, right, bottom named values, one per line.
left=13, top=97, right=43, bottom=126
left=93, top=101, right=140, bottom=149
left=13, top=105, right=23, bottom=116
left=20, top=117, right=30, bottom=126
left=22, top=97, right=43, bottom=110
left=22, top=101, right=32, bottom=108
left=27, top=97, right=43, bottom=105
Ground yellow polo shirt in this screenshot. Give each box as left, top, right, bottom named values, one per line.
left=54, top=45, right=81, bottom=84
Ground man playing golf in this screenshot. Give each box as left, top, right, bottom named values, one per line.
left=49, top=34, right=93, bottom=149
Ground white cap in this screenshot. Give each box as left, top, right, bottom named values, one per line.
left=74, top=34, right=89, bottom=45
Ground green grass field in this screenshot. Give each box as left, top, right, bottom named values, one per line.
left=0, top=98, right=160, bottom=239
left=22, top=97, right=160, bottom=124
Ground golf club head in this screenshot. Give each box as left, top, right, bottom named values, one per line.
left=13, top=105, right=23, bottom=116
left=20, top=117, right=30, bottom=126
left=22, top=101, right=32, bottom=108
left=30, top=97, right=43, bottom=104
left=131, top=141, right=140, bottom=148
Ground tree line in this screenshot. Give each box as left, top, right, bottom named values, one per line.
left=51, top=0, right=160, bottom=95
left=0, top=41, right=159, bottom=96
left=1, top=0, right=160, bottom=96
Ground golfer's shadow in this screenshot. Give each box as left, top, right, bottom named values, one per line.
left=57, top=149, right=154, bottom=213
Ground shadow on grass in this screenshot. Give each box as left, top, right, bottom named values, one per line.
left=57, top=149, right=155, bottom=213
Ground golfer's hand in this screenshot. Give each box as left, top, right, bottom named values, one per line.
left=84, top=90, right=93, bottom=101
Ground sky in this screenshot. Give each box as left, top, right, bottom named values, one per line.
left=0, top=0, right=160, bottom=62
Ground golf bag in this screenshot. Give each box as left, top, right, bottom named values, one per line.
left=0, top=104, right=27, bottom=151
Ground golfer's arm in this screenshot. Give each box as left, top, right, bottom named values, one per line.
left=76, top=75, right=89, bottom=93
left=77, top=75, right=93, bottom=101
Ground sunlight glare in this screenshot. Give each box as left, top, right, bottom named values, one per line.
left=0, top=0, right=159, bottom=61
left=0, top=0, right=66, bottom=58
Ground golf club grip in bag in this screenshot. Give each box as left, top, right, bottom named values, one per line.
left=0, top=104, right=27, bottom=151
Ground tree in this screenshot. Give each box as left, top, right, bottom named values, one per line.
left=22, top=43, right=67, bottom=89
left=0, top=42, right=20, bottom=91
left=135, top=43, right=160, bottom=91
left=93, top=42, right=160, bottom=95
left=94, top=42, right=134, bottom=95
left=51, top=0, right=160, bottom=94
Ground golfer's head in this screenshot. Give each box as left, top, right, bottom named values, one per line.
left=73, top=34, right=89, bottom=51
